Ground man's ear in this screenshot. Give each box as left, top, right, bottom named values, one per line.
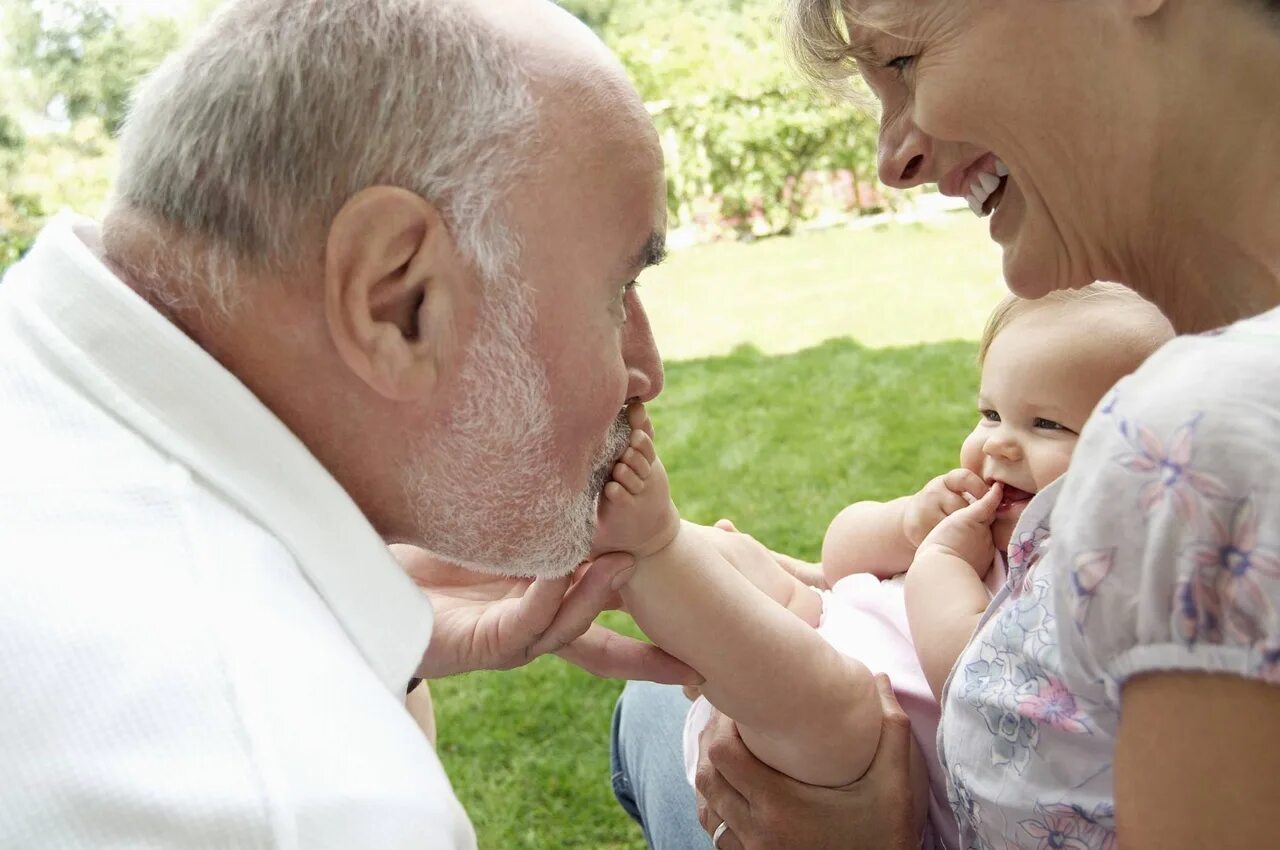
left=324, top=187, right=464, bottom=401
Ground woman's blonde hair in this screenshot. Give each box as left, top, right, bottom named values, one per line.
left=978, top=283, right=1167, bottom=365
left=783, top=0, right=907, bottom=98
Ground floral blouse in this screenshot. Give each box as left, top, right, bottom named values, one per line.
left=938, top=305, right=1280, bottom=849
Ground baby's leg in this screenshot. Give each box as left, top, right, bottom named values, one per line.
left=702, top=526, right=822, bottom=627
left=593, top=405, right=681, bottom=559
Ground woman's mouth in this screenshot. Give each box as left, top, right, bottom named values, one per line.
left=965, top=157, right=1009, bottom=218
left=996, top=483, right=1034, bottom=516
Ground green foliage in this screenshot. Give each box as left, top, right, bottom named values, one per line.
left=0, top=0, right=181, bottom=274
left=0, top=110, right=42, bottom=266
left=5, top=0, right=180, bottom=135
left=602, top=0, right=888, bottom=238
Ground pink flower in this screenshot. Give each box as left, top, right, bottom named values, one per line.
left=1020, top=803, right=1115, bottom=850
left=1178, top=498, right=1280, bottom=652
left=1114, top=416, right=1227, bottom=521
left=1015, top=678, right=1090, bottom=735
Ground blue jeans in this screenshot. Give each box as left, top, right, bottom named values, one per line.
left=610, top=681, right=715, bottom=850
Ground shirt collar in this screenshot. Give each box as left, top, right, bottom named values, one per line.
left=4, top=212, right=433, bottom=695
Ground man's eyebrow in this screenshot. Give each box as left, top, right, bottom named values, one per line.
left=626, top=230, right=667, bottom=276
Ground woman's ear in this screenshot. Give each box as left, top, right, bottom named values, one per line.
left=323, top=187, right=464, bottom=402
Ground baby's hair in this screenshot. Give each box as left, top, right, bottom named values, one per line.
left=978, top=282, right=1170, bottom=365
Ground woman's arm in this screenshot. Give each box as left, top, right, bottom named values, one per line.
left=1117, top=672, right=1280, bottom=849
left=621, top=527, right=882, bottom=788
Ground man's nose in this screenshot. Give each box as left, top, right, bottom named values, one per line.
left=622, top=293, right=664, bottom=404
left=878, top=119, right=933, bottom=189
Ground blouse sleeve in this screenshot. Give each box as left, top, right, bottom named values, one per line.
left=1051, top=324, right=1280, bottom=703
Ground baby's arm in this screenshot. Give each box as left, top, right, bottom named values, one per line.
left=822, top=469, right=990, bottom=586
left=821, top=497, right=915, bottom=584
left=597, top=408, right=881, bottom=788
left=904, top=483, right=1002, bottom=700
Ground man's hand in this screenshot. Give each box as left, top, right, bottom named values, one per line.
left=694, top=675, right=921, bottom=850
left=393, top=545, right=698, bottom=684
left=903, top=468, right=989, bottom=548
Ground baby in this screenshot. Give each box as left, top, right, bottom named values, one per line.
left=594, top=283, right=1174, bottom=848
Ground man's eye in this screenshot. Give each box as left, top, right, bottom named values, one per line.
left=980, top=409, right=1000, bottom=422
left=1034, top=418, right=1065, bottom=430
left=886, top=55, right=915, bottom=73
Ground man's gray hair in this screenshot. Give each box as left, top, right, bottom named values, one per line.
left=108, top=0, right=537, bottom=310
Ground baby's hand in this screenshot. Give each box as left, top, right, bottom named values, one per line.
left=903, top=469, right=990, bottom=548
left=916, top=483, right=1001, bottom=577
left=592, top=404, right=681, bottom=559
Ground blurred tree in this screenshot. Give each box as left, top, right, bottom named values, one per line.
left=610, top=0, right=885, bottom=238
left=4, top=0, right=180, bottom=135
left=0, top=109, right=44, bottom=268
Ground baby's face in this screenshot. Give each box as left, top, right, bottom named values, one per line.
left=960, top=307, right=1133, bottom=545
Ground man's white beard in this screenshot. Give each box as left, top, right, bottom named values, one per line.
left=401, top=286, right=630, bottom=578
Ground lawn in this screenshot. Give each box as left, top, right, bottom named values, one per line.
left=431, top=212, right=1004, bottom=849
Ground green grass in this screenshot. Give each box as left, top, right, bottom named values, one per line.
left=641, top=212, right=1005, bottom=360
left=433, top=216, right=1000, bottom=849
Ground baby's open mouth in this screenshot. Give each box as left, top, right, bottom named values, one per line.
left=997, top=483, right=1035, bottom=513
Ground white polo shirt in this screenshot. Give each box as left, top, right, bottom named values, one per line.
left=0, top=214, right=476, bottom=849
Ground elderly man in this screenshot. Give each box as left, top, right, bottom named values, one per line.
left=0, top=0, right=693, bottom=844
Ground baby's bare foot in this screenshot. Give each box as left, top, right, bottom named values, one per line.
left=593, top=405, right=680, bottom=558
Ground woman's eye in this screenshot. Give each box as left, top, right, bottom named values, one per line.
left=1034, top=418, right=1065, bottom=430
left=885, top=55, right=916, bottom=73
left=981, top=409, right=1000, bottom=422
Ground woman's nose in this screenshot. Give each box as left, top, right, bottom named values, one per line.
left=878, top=119, right=933, bottom=189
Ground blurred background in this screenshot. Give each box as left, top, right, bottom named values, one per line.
left=0, top=1, right=1004, bottom=846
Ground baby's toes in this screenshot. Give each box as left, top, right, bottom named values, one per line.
left=627, top=403, right=654, bottom=438
left=603, top=480, right=631, bottom=504
left=623, top=446, right=652, bottom=479
left=630, top=430, right=658, bottom=465
left=612, top=461, right=646, bottom=496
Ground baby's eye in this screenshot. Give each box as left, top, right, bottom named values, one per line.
left=980, top=409, right=1000, bottom=422
left=1034, top=418, right=1065, bottom=430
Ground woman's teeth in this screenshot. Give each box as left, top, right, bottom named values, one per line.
left=966, top=157, right=1010, bottom=218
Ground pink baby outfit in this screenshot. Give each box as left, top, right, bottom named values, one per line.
left=683, top=555, right=1007, bottom=850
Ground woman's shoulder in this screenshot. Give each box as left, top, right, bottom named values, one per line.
left=1047, top=304, right=1280, bottom=695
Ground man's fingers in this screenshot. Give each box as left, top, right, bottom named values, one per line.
left=509, top=573, right=571, bottom=639
left=525, top=553, right=633, bottom=658
left=554, top=623, right=698, bottom=684
left=714, top=518, right=739, bottom=532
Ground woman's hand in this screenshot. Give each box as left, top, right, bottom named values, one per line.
left=694, top=674, right=920, bottom=850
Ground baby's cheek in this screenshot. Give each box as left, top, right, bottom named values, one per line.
left=959, top=430, right=985, bottom=476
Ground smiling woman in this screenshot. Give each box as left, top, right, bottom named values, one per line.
left=612, top=1, right=1280, bottom=848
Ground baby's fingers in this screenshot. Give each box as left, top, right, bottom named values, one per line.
left=961, top=481, right=1003, bottom=523
left=943, top=468, right=990, bottom=502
